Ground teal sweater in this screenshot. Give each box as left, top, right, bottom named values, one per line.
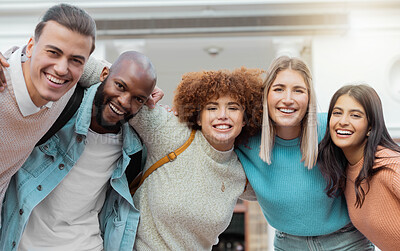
left=235, top=113, right=350, bottom=236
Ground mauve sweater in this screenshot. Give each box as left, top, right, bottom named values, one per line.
left=345, top=147, right=400, bottom=251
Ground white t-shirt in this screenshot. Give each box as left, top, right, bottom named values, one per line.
left=19, top=129, right=122, bottom=251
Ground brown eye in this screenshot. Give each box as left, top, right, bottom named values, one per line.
left=115, top=82, right=124, bottom=89
left=136, top=97, right=144, bottom=104
left=47, top=50, right=57, bottom=55
left=72, top=58, right=84, bottom=65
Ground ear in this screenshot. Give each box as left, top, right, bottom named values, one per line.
left=99, top=67, right=110, bottom=82
left=366, top=126, right=372, bottom=137
left=25, top=37, right=35, bottom=59
left=197, top=110, right=203, bottom=127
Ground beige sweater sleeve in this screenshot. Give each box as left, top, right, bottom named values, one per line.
left=78, top=56, right=111, bottom=87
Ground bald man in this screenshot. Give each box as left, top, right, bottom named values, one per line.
left=0, top=51, right=157, bottom=251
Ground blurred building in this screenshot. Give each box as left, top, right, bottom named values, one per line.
left=1, top=0, right=399, bottom=140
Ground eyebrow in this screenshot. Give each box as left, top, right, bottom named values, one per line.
left=45, top=45, right=87, bottom=62
left=272, top=83, right=307, bottom=90
left=205, top=102, right=218, bottom=106
left=333, top=106, right=365, bottom=114
left=205, top=101, right=241, bottom=106
left=117, top=78, right=149, bottom=100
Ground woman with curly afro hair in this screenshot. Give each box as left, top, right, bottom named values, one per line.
left=128, top=67, right=263, bottom=250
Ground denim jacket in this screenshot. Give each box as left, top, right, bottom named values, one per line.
left=0, top=84, right=141, bottom=251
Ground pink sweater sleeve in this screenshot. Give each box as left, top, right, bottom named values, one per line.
left=392, top=168, right=400, bottom=200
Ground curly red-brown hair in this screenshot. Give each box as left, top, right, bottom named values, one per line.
left=173, top=67, right=264, bottom=145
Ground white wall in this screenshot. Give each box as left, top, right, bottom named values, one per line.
left=313, top=33, right=400, bottom=138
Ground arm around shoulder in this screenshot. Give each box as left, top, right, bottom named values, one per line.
left=79, top=56, right=111, bottom=87
left=129, top=105, right=175, bottom=137
left=0, top=46, right=19, bottom=91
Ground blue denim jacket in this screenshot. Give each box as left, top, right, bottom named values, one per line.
left=0, top=84, right=141, bottom=251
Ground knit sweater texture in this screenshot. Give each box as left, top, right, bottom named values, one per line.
left=235, top=113, right=350, bottom=236
left=130, top=105, right=252, bottom=250
left=345, top=147, right=400, bottom=251
left=0, top=50, right=103, bottom=213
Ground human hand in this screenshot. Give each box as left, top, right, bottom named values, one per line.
left=145, top=86, right=164, bottom=109
left=160, top=104, right=178, bottom=116
left=0, top=52, right=10, bottom=92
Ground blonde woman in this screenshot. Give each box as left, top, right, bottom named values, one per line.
left=235, top=56, right=373, bottom=250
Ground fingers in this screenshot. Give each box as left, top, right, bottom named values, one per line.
left=0, top=51, right=10, bottom=92
left=0, top=53, right=10, bottom=68
left=151, top=87, right=164, bottom=104
left=0, top=67, right=6, bottom=92
left=145, top=86, right=165, bottom=109
left=160, top=104, right=172, bottom=112
left=172, top=107, right=178, bottom=116
left=160, top=104, right=178, bottom=116
left=145, top=96, right=156, bottom=109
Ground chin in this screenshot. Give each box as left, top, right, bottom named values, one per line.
left=39, top=94, right=61, bottom=103
left=215, top=139, right=235, bottom=149
left=39, top=88, right=67, bottom=102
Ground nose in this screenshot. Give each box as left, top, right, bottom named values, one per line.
left=338, top=114, right=350, bottom=126
left=282, top=90, right=294, bottom=105
left=54, top=58, right=68, bottom=76
left=118, top=93, right=132, bottom=112
left=217, top=108, right=228, bottom=120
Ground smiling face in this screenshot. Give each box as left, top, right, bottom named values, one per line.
left=91, top=59, right=156, bottom=134
left=23, top=21, right=92, bottom=107
left=329, top=94, right=369, bottom=164
left=198, top=95, right=245, bottom=151
left=267, top=69, right=309, bottom=139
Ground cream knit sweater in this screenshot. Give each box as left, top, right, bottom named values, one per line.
left=345, top=147, right=400, bottom=251
left=0, top=51, right=103, bottom=211
left=130, top=106, right=252, bottom=251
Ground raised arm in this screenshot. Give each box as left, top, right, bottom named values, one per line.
left=0, top=47, right=19, bottom=91
left=78, top=56, right=111, bottom=87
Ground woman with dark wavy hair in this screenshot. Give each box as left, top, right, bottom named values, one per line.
left=318, top=84, right=400, bottom=250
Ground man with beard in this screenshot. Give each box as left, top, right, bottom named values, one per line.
left=0, top=51, right=157, bottom=251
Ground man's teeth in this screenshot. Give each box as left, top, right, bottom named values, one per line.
left=46, top=74, right=65, bottom=85
left=337, top=130, right=353, bottom=135
left=109, top=103, right=125, bottom=115
left=279, top=108, right=295, bottom=113
left=215, top=125, right=230, bottom=130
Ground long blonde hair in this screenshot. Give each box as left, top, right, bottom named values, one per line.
left=260, top=56, right=318, bottom=169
